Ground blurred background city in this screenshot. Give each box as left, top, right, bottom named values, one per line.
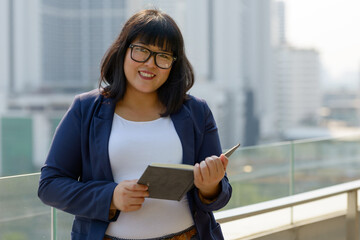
left=1, top=1, right=360, bottom=239
left=0, top=0, right=359, bottom=178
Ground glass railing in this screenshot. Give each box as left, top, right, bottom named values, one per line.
left=1, top=134, right=360, bottom=238
left=0, top=173, right=73, bottom=240
left=224, top=134, right=360, bottom=209
left=225, top=141, right=292, bottom=209
left=0, top=173, right=50, bottom=239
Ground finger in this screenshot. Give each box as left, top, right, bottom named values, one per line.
left=116, top=184, right=148, bottom=202
left=122, top=190, right=147, bottom=200
left=220, top=154, right=229, bottom=170
left=194, top=163, right=203, bottom=182
left=119, top=192, right=147, bottom=209
left=205, top=156, right=219, bottom=175
left=129, top=190, right=149, bottom=198
left=214, top=157, right=225, bottom=174
left=129, top=196, right=146, bottom=205
left=125, top=182, right=149, bottom=192
left=122, top=204, right=143, bottom=212
left=200, top=160, right=210, bottom=180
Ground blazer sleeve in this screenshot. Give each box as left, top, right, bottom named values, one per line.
left=193, top=100, right=232, bottom=212
left=38, top=95, right=118, bottom=222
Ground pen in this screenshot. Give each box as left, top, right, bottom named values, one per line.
left=224, top=143, right=240, bottom=158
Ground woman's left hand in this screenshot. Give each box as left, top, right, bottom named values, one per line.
left=194, top=154, right=228, bottom=201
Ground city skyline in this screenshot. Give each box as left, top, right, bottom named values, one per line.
left=0, top=0, right=359, bottom=177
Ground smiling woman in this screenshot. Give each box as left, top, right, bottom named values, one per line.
left=38, top=9, right=232, bottom=240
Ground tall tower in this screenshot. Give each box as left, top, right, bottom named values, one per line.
left=41, top=0, right=127, bottom=92
left=272, top=0, right=286, bottom=46
left=272, top=1, right=322, bottom=139
left=0, top=0, right=10, bottom=114
left=241, top=0, right=273, bottom=145
left=2, top=0, right=42, bottom=94
left=274, top=47, right=321, bottom=133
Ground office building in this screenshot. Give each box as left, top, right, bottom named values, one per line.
left=274, top=46, right=321, bottom=135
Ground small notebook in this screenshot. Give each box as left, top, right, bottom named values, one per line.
left=138, top=143, right=240, bottom=201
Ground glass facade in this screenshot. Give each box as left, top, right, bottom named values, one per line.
left=41, top=0, right=127, bottom=91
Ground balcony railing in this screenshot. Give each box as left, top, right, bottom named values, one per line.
left=1, top=134, right=360, bottom=239
left=215, top=180, right=360, bottom=240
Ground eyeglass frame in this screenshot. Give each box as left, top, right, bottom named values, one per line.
left=128, top=44, right=177, bottom=69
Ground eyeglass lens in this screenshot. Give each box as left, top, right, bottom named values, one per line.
left=131, top=46, right=174, bottom=69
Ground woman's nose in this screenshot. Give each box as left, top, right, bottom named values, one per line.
left=144, top=54, right=156, bottom=68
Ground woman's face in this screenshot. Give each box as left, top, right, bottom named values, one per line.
left=123, top=40, right=173, bottom=97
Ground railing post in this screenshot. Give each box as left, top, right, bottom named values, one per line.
left=289, top=141, right=295, bottom=196
left=346, top=190, right=359, bottom=240
left=290, top=141, right=295, bottom=224
left=51, top=207, right=57, bottom=240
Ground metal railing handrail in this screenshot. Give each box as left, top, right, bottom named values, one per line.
left=215, top=179, right=360, bottom=240
left=0, top=172, right=40, bottom=180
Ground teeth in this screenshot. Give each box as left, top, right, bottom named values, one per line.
left=139, top=71, right=155, bottom=78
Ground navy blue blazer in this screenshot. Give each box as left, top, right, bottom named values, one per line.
left=38, top=89, right=232, bottom=240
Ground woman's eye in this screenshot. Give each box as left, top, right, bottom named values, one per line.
left=135, top=47, right=148, bottom=53
left=158, top=54, right=172, bottom=60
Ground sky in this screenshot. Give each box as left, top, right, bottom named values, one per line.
left=285, top=0, right=360, bottom=87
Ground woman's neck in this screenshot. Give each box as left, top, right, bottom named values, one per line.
left=115, top=91, right=165, bottom=121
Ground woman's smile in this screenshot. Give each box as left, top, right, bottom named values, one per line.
left=138, top=70, right=156, bottom=80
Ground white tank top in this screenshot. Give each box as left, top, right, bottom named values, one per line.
left=105, top=114, right=194, bottom=239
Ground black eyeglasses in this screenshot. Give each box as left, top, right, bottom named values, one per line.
left=129, top=44, right=177, bottom=69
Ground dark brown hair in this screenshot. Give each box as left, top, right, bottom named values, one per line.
left=99, top=9, right=194, bottom=116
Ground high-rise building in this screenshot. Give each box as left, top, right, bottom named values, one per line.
left=210, top=0, right=245, bottom=148
left=271, top=1, right=322, bottom=140
left=3, top=0, right=42, bottom=94
left=41, top=0, right=127, bottom=91
left=0, top=0, right=129, bottom=176
left=240, top=0, right=273, bottom=145
left=2, top=0, right=128, bottom=94
left=0, top=0, right=10, bottom=115
left=272, top=0, right=286, bottom=46
left=274, top=47, right=321, bottom=133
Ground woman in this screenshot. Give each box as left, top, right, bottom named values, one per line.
left=38, top=9, right=232, bottom=240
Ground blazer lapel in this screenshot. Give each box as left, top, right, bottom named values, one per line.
left=92, top=96, right=116, bottom=181
left=171, top=105, right=196, bottom=165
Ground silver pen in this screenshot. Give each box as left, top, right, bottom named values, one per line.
left=224, top=143, right=240, bottom=158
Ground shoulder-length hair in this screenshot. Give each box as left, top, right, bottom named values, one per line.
left=99, top=9, right=194, bottom=116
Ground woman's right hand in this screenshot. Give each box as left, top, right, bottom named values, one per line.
left=110, top=180, right=149, bottom=212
